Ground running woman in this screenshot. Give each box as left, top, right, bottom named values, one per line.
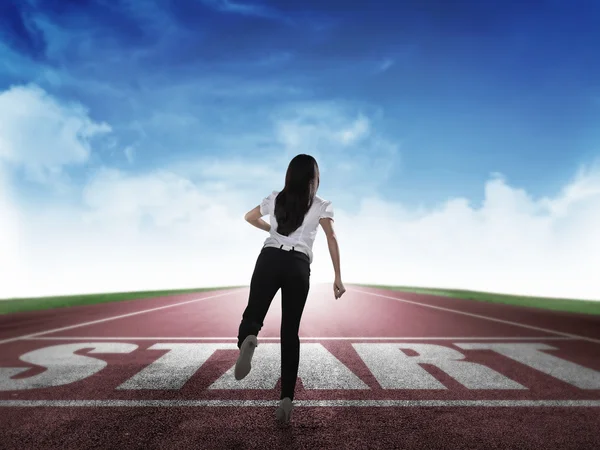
left=234, top=153, right=346, bottom=424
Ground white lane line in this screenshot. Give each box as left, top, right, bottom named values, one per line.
left=0, top=289, right=242, bottom=346
left=1, top=400, right=599, bottom=407
left=351, top=288, right=600, bottom=345
left=23, top=336, right=576, bottom=341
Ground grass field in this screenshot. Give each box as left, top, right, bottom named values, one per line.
left=2, top=284, right=599, bottom=316
left=356, top=284, right=600, bottom=315
left=0, top=286, right=244, bottom=315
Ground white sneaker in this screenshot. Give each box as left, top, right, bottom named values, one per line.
left=275, top=397, right=293, bottom=424
left=234, top=335, right=258, bottom=380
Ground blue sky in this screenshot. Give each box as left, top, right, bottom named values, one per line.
left=2, top=0, right=599, bottom=204
left=1, top=0, right=600, bottom=299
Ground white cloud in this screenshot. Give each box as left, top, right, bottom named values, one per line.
left=11, top=168, right=262, bottom=298
left=377, top=58, right=395, bottom=73
left=0, top=84, right=110, bottom=184
left=1, top=85, right=599, bottom=301
left=273, top=102, right=398, bottom=194
left=274, top=103, right=370, bottom=149
left=336, top=115, right=370, bottom=145
left=173, top=157, right=282, bottom=184
left=124, top=146, right=135, bottom=164
left=318, top=169, right=600, bottom=300
left=199, top=0, right=284, bottom=20
left=9, top=161, right=598, bottom=300
left=0, top=167, right=24, bottom=294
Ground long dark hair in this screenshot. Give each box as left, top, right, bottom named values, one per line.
left=274, top=154, right=320, bottom=236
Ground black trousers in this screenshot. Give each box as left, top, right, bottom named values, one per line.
left=237, top=245, right=311, bottom=401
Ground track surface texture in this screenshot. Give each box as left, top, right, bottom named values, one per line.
left=1, top=284, right=599, bottom=449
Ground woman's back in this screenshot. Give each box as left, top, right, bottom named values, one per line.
left=261, top=190, right=334, bottom=264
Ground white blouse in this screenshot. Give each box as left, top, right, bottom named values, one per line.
left=260, top=190, right=334, bottom=264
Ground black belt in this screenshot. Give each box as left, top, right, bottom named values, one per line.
left=263, top=243, right=308, bottom=257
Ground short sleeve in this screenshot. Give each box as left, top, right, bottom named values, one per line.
left=319, top=200, right=334, bottom=220
left=260, top=191, right=277, bottom=216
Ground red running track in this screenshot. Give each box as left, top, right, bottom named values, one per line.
left=0, top=284, right=599, bottom=449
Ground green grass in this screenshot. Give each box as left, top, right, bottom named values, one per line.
left=354, top=284, right=600, bottom=316
left=0, top=285, right=246, bottom=315
left=4, top=283, right=599, bottom=316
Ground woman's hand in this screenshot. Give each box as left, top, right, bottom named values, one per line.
left=333, top=277, right=346, bottom=299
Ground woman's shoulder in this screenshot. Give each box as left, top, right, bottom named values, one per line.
left=314, top=194, right=331, bottom=206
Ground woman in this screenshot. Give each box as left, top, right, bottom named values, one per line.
left=235, top=153, right=346, bottom=424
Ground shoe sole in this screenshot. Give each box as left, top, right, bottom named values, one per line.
left=276, top=399, right=293, bottom=424
left=275, top=407, right=291, bottom=424
left=234, top=335, right=257, bottom=380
